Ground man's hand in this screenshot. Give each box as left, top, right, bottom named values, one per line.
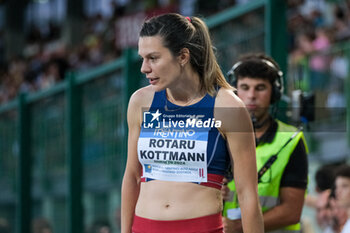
left=223, top=217, right=243, bottom=233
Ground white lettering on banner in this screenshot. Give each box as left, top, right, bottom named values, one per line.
left=138, top=137, right=208, bottom=182
left=185, top=118, right=222, bottom=128
left=139, top=137, right=208, bottom=182
left=154, top=128, right=195, bottom=138
left=149, top=139, right=195, bottom=149
left=139, top=150, right=205, bottom=162
left=161, top=118, right=221, bottom=128
left=138, top=110, right=213, bottom=182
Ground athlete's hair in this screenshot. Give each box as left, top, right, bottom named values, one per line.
left=139, top=13, right=231, bottom=96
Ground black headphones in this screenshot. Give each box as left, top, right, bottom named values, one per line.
left=227, top=59, right=284, bottom=104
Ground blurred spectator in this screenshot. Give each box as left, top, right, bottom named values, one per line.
left=327, top=52, right=347, bottom=115
left=326, top=84, right=346, bottom=118
left=291, top=27, right=331, bottom=90
left=309, top=27, right=331, bottom=90
left=335, top=164, right=350, bottom=233
left=0, top=61, right=20, bottom=104
left=305, top=162, right=347, bottom=233
left=330, top=52, right=348, bottom=82
left=289, top=0, right=350, bottom=72
left=316, top=189, right=334, bottom=232
left=333, top=5, right=350, bottom=41
left=329, top=189, right=348, bottom=233
left=91, top=13, right=107, bottom=36
left=35, top=61, right=61, bottom=90
left=310, top=9, right=325, bottom=28
left=291, top=30, right=314, bottom=64
left=287, top=12, right=312, bottom=53
left=305, top=163, right=337, bottom=208
left=315, top=163, right=339, bottom=193
left=315, top=188, right=348, bottom=233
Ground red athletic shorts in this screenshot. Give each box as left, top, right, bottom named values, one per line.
left=132, top=213, right=223, bottom=233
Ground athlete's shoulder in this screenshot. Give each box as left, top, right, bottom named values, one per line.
left=215, top=87, right=245, bottom=108
left=214, top=87, right=251, bottom=134
left=127, top=85, right=156, bottom=126
left=129, top=85, right=156, bottom=108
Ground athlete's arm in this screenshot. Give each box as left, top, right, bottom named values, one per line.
left=121, top=88, right=148, bottom=233
left=216, top=89, right=264, bottom=233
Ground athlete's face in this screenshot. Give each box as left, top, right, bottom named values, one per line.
left=138, top=36, right=182, bottom=91
left=236, top=77, right=272, bottom=120
left=335, top=176, right=350, bottom=208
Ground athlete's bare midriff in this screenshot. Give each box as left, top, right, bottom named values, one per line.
left=135, top=180, right=222, bottom=220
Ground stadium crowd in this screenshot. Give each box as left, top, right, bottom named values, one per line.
left=0, top=0, right=349, bottom=106
left=288, top=0, right=349, bottom=109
